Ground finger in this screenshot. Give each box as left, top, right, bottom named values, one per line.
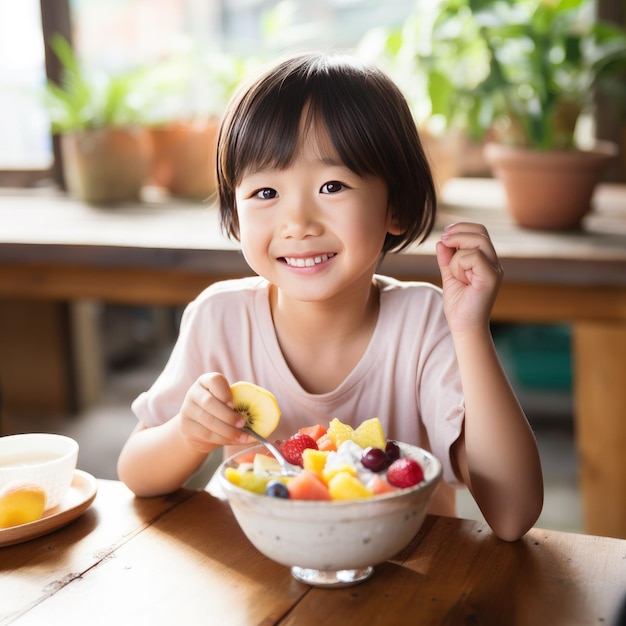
left=435, top=241, right=454, bottom=268
left=448, top=247, right=503, bottom=288
left=182, top=390, right=233, bottom=435
left=440, top=227, right=499, bottom=268
left=435, top=239, right=454, bottom=274
left=196, top=373, right=247, bottom=428
left=441, top=227, right=492, bottom=251
left=181, top=415, right=240, bottom=450
left=186, top=379, right=248, bottom=445
left=198, top=372, right=234, bottom=408
left=444, top=221, right=487, bottom=233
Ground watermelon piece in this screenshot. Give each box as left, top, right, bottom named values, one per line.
left=235, top=447, right=273, bottom=465
left=286, top=470, right=331, bottom=501
left=367, top=474, right=398, bottom=496
left=298, top=424, right=327, bottom=441
left=234, top=450, right=257, bottom=464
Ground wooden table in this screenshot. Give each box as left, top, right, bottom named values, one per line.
left=2, top=478, right=625, bottom=626
left=1, top=180, right=625, bottom=540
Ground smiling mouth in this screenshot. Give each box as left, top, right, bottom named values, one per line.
left=281, top=253, right=335, bottom=268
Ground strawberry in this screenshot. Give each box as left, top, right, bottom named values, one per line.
left=281, top=433, right=318, bottom=467
left=386, top=457, right=424, bottom=488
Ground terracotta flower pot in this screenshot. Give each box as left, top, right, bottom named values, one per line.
left=483, top=141, right=618, bottom=230
left=61, top=127, right=151, bottom=204
left=149, top=119, right=219, bottom=200
left=420, top=128, right=464, bottom=192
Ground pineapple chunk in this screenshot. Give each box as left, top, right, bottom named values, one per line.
left=322, top=462, right=357, bottom=484
left=327, top=418, right=355, bottom=448
left=302, top=449, right=330, bottom=477
left=352, top=417, right=386, bottom=450
left=224, top=467, right=242, bottom=486
left=328, top=471, right=374, bottom=500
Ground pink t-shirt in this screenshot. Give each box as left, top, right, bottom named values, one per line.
left=132, top=275, right=465, bottom=491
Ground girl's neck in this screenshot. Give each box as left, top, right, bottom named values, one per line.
left=271, top=277, right=378, bottom=337
left=269, top=279, right=380, bottom=394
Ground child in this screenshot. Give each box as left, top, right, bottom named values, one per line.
left=118, top=52, right=543, bottom=541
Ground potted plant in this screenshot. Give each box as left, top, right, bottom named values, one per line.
left=356, top=20, right=481, bottom=190
left=44, top=35, right=154, bottom=204
left=360, top=0, right=626, bottom=229
left=141, top=49, right=253, bottom=200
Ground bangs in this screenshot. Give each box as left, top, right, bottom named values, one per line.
left=232, top=90, right=308, bottom=177
left=223, top=57, right=384, bottom=182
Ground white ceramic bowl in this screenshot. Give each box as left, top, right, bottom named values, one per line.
left=218, top=442, right=442, bottom=587
left=0, top=433, right=79, bottom=510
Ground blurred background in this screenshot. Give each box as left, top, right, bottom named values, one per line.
left=1, top=0, right=625, bottom=534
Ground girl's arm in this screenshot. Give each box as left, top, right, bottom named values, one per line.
left=117, top=372, right=249, bottom=497
left=436, top=223, right=544, bottom=541
left=117, top=418, right=209, bottom=497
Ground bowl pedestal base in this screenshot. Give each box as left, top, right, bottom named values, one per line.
left=291, top=565, right=374, bottom=588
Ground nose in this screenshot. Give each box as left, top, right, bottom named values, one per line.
left=279, top=194, right=322, bottom=239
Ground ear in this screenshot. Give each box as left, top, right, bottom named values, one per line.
left=386, top=210, right=405, bottom=236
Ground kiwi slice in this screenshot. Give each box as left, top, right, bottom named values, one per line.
left=230, top=381, right=281, bottom=438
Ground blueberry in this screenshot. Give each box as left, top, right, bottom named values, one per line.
left=265, top=480, right=289, bottom=498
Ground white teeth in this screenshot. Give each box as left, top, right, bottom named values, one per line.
left=284, top=254, right=331, bottom=267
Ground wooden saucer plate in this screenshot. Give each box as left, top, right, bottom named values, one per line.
left=0, top=469, right=97, bottom=548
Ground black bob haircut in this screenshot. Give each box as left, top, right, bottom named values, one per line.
left=217, top=52, right=437, bottom=255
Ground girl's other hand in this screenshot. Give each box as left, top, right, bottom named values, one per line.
left=435, top=222, right=503, bottom=333
left=178, top=372, right=249, bottom=453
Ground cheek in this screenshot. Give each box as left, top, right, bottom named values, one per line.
left=238, top=211, right=272, bottom=259
left=343, top=205, right=389, bottom=245
left=236, top=205, right=257, bottom=239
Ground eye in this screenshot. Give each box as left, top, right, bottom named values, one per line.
left=254, top=187, right=278, bottom=200
left=320, top=181, right=346, bottom=194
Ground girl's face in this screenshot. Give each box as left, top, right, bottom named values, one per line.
left=234, top=127, right=402, bottom=304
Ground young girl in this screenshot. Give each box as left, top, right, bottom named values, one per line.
left=118, top=52, right=543, bottom=541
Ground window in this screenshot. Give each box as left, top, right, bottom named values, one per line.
left=0, top=0, right=51, bottom=172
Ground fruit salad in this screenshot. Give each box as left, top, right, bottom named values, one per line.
left=224, top=417, right=425, bottom=501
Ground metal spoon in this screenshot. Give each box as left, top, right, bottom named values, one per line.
left=241, top=426, right=301, bottom=476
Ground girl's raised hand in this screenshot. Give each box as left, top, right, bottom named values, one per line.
left=177, top=372, right=248, bottom=453
left=435, top=222, right=503, bottom=333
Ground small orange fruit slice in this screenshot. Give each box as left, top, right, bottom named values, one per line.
left=0, top=482, right=47, bottom=528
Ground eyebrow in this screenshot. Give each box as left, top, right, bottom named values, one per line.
left=241, top=154, right=350, bottom=178
left=319, top=155, right=348, bottom=168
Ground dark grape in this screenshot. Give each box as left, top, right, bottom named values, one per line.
left=385, top=441, right=401, bottom=462
left=361, top=447, right=390, bottom=472
left=265, top=480, right=289, bottom=498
